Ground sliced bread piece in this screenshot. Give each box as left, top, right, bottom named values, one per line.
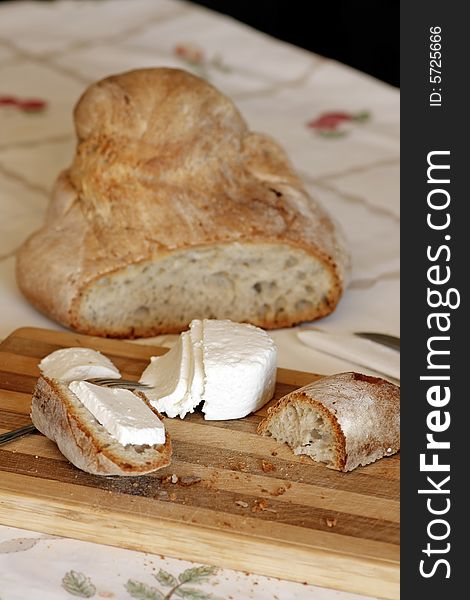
left=257, top=372, right=399, bottom=472
left=31, top=376, right=172, bottom=476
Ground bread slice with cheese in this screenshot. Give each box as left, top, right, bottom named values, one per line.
left=16, top=67, right=350, bottom=338
left=31, top=377, right=172, bottom=476
left=257, top=372, right=399, bottom=472
left=141, top=319, right=277, bottom=420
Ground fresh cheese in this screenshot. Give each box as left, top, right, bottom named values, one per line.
left=140, top=332, right=192, bottom=417
left=68, top=381, right=165, bottom=446
left=39, top=347, right=120, bottom=383
left=140, top=324, right=204, bottom=418
left=200, top=319, right=277, bottom=420
left=188, top=318, right=205, bottom=403
left=140, top=319, right=277, bottom=420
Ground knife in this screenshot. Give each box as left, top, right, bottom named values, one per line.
left=297, top=328, right=400, bottom=381
left=354, top=332, right=400, bottom=352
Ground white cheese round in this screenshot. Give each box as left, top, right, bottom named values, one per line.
left=140, top=319, right=277, bottom=420
left=200, top=320, right=277, bottom=420
left=39, top=347, right=121, bottom=383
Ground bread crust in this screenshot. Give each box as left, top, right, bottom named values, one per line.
left=31, top=376, right=172, bottom=476
left=16, top=68, right=350, bottom=337
left=257, top=372, right=400, bottom=472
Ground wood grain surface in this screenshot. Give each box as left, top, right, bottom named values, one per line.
left=0, top=327, right=399, bottom=599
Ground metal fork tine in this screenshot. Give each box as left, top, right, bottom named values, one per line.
left=101, top=382, right=146, bottom=389
left=354, top=332, right=400, bottom=351
left=85, top=377, right=151, bottom=390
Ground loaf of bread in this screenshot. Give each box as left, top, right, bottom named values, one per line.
left=257, top=372, right=399, bottom=472
left=16, top=67, right=350, bottom=338
left=31, top=377, right=172, bottom=476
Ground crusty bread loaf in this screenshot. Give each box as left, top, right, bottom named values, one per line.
left=31, top=376, right=172, bottom=476
left=257, top=372, right=399, bottom=472
left=16, top=67, right=350, bottom=338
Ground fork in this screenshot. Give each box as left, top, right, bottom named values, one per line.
left=0, top=378, right=151, bottom=447
left=85, top=377, right=151, bottom=389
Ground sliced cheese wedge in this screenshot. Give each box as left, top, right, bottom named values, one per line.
left=141, top=319, right=277, bottom=420
left=69, top=381, right=165, bottom=446
left=139, top=329, right=202, bottom=418
left=39, top=347, right=121, bottom=383
left=188, top=318, right=205, bottom=404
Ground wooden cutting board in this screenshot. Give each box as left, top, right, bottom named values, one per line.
left=0, top=327, right=399, bottom=599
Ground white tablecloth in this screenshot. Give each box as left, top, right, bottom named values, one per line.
left=0, top=1, right=399, bottom=598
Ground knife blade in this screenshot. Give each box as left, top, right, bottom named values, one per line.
left=354, top=332, right=400, bottom=352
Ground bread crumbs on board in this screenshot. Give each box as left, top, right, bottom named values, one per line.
left=261, top=460, right=275, bottom=472
left=235, top=461, right=248, bottom=472
left=179, top=475, right=202, bottom=486
left=251, top=499, right=278, bottom=514
left=270, top=486, right=286, bottom=497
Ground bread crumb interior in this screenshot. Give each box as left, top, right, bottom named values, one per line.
left=79, top=242, right=332, bottom=336
left=267, top=402, right=335, bottom=466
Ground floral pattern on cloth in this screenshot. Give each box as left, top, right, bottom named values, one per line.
left=62, top=566, right=222, bottom=599
left=0, top=94, right=47, bottom=113
left=173, top=43, right=231, bottom=80
left=307, top=111, right=370, bottom=137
